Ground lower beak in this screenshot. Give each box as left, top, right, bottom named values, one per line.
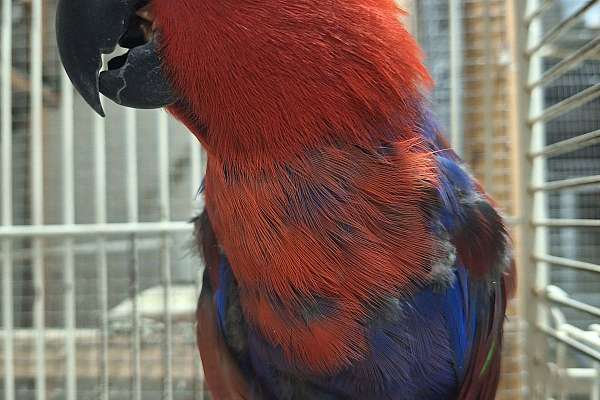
left=55, top=0, right=177, bottom=116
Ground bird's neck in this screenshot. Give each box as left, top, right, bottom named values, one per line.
left=158, top=0, right=431, bottom=166
left=170, top=100, right=428, bottom=173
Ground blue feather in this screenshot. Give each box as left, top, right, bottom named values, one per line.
left=239, top=267, right=474, bottom=400
left=214, top=257, right=230, bottom=333
left=436, top=155, right=476, bottom=233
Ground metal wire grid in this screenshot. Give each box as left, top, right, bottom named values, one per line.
left=509, top=0, right=600, bottom=398
left=0, top=0, right=207, bottom=399
left=417, top=0, right=515, bottom=211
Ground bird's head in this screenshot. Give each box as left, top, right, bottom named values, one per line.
left=57, top=0, right=431, bottom=160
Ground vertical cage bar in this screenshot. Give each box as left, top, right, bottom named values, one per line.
left=448, top=0, right=464, bottom=157
left=126, top=109, right=138, bottom=222
left=30, top=0, right=45, bottom=396
left=482, top=0, right=496, bottom=190
left=158, top=111, right=173, bottom=400
left=94, top=109, right=109, bottom=400
left=528, top=0, right=549, bottom=396
left=0, top=0, right=11, bottom=223
left=60, top=70, right=77, bottom=400
left=32, top=213, right=45, bottom=400
left=592, top=361, right=600, bottom=400
left=1, top=244, right=14, bottom=397
left=556, top=334, right=567, bottom=399
left=506, top=0, right=534, bottom=397
left=96, top=237, right=109, bottom=400
left=1, top=0, right=14, bottom=396
left=124, top=108, right=141, bottom=400
left=158, top=112, right=170, bottom=220
left=129, top=234, right=141, bottom=400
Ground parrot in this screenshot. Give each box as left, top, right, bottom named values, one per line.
left=56, top=0, right=516, bottom=399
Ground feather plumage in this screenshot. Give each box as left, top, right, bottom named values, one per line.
left=152, top=1, right=515, bottom=398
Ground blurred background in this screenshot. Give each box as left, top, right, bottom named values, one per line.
left=0, top=0, right=599, bottom=399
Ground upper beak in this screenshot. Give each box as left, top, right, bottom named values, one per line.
left=56, top=0, right=177, bottom=116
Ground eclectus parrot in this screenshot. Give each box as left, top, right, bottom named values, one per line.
left=56, top=1, right=515, bottom=399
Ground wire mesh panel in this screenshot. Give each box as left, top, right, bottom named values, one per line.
left=0, top=0, right=207, bottom=399
left=509, top=0, right=600, bottom=398
left=417, top=0, right=516, bottom=213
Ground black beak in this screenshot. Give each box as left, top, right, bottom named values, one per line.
left=56, top=0, right=177, bottom=116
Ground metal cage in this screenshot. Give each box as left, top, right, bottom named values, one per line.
left=508, top=0, right=600, bottom=398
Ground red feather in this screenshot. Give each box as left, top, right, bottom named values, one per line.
left=153, top=0, right=431, bottom=165
left=153, top=0, right=441, bottom=375
left=202, top=138, right=441, bottom=373
left=153, top=0, right=513, bottom=392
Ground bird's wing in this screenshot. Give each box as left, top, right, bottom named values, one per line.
left=432, top=129, right=515, bottom=399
